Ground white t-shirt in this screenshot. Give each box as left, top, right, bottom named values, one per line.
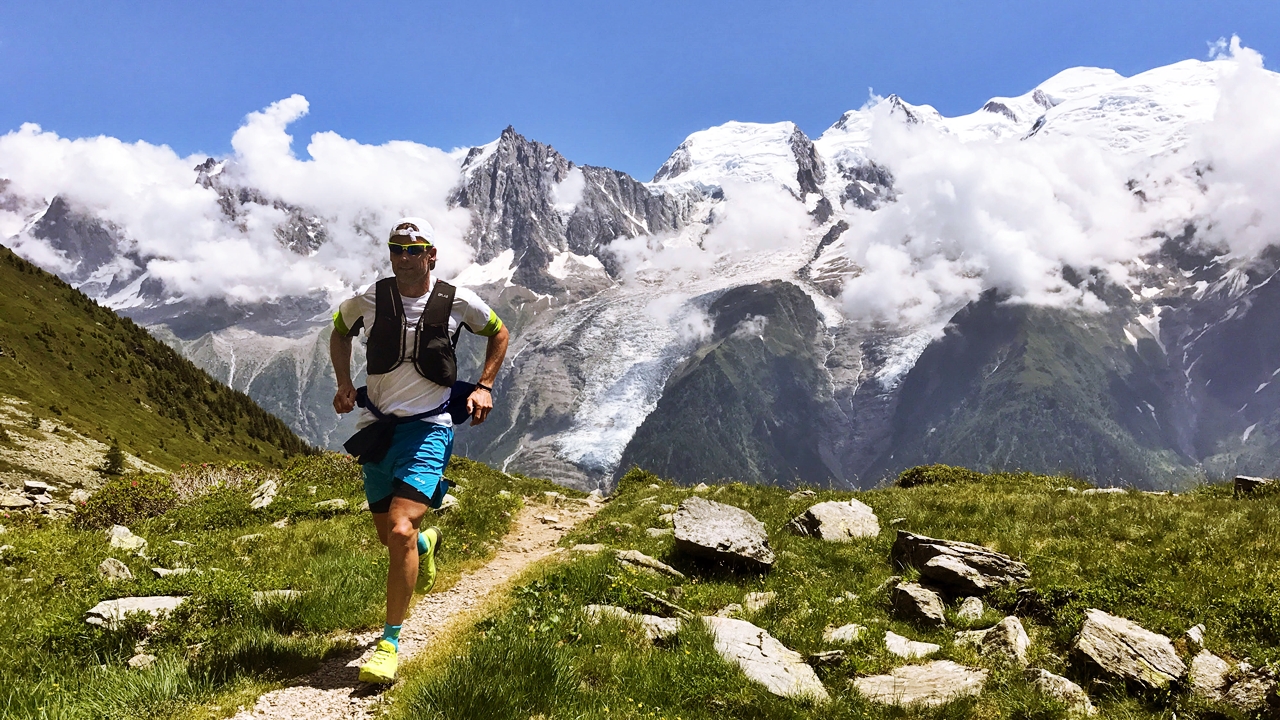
left=335, top=277, right=501, bottom=428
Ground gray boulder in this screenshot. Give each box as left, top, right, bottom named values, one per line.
left=584, top=604, right=682, bottom=643
left=1024, top=669, right=1096, bottom=716
left=1234, top=475, right=1274, bottom=496
left=853, top=660, right=987, bottom=707
left=1189, top=650, right=1230, bottom=701
left=97, top=558, right=134, bottom=582
left=85, top=596, right=186, bottom=629
left=127, top=653, right=157, bottom=670
left=1, top=494, right=33, bottom=510
left=743, top=591, right=776, bottom=613
left=1184, top=623, right=1206, bottom=653
left=1072, top=609, right=1185, bottom=690
left=957, top=596, right=984, bottom=622
left=23, top=480, right=53, bottom=494
left=891, top=582, right=947, bottom=627
left=702, top=616, right=829, bottom=701
left=314, top=498, right=348, bottom=510
left=249, top=479, right=278, bottom=509
left=107, top=525, right=147, bottom=553
left=955, top=616, right=1030, bottom=666
left=892, top=531, right=1030, bottom=596
left=884, top=630, right=940, bottom=659
left=787, top=499, right=879, bottom=542
left=673, top=497, right=774, bottom=571
left=615, top=549, right=685, bottom=579
left=822, top=623, right=866, bottom=644
left=1223, top=664, right=1278, bottom=714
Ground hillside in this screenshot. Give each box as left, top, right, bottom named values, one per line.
left=0, top=245, right=310, bottom=486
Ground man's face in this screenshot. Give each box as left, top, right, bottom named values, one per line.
left=389, top=243, right=435, bottom=283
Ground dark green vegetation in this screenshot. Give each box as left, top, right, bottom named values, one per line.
left=391, top=465, right=1280, bottom=720
left=0, top=244, right=309, bottom=468
left=0, top=454, right=565, bottom=720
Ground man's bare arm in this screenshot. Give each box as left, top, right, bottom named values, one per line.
left=330, top=328, right=357, bottom=414
left=467, top=324, right=509, bottom=425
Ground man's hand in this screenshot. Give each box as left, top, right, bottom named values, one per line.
left=466, top=387, right=493, bottom=426
left=334, top=382, right=357, bottom=414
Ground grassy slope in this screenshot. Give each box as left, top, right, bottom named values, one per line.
left=0, top=454, right=570, bottom=720
left=390, top=467, right=1280, bottom=720
left=0, top=245, right=309, bottom=469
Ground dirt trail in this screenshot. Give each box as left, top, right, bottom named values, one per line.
left=229, top=494, right=602, bottom=720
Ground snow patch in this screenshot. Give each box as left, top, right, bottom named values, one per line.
left=452, top=249, right=516, bottom=287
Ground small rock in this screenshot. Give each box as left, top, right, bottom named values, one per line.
left=1025, top=668, right=1096, bottom=716
left=648, top=483, right=661, bottom=489
left=788, top=489, right=817, bottom=500
left=657, top=513, right=674, bottom=525
left=823, top=623, right=866, bottom=644
left=615, top=549, right=685, bottom=579
left=885, top=630, right=940, bottom=659
left=498, top=490, right=512, bottom=499
left=544, top=491, right=564, bottom=502
left=743, top=591, right=776, bottom=613
left=1189, top=649, right=1230, bottom=701
left=314, top=498, right=347, bottom=510
left=1184, top=623, right=1205, bottom=653
left=569, top=543, right=607, bottom=554
left=436, top=494, right=459, bottom=511
left=537, top=514, right=561, bottom=524
left=955, top=616, right=1030, bottom=666
left=0, top=525, right=5, bottom=534
left=31, top=494, right=52, bottom=505
left=69, top=489, right=90, bottom=504
left=957, top=596, right=984, bottom=622
left=891, top=582, right=947, bottom=627
left=127, top=653, right=157, bottom=670
left=248, top=479, right=278, bottom=509
left=151, top=567, right=197, bottom=578
left=874, top=575, right=903, bottom=594
left=692, top=483, right=710, bottom=493
left=787, top=499, right=880, bottom=542
left=234, top=533, right=264, bottom=545
left=170, top=540, right=193, bottom=547
left=1234, top=475, right=1274, bottom=496
left=1, top=494, right=33, bottom=510
left=252, top=590, right=303, bottom=604
left=673, top=496, right=774, bottom=571
left=85, top=596, right=186, bottom=629
left=1081, top=488, right=1126, bottom=495
left=584, top=604, right=682, bottom=643
left=359, top=500, right=370, bottom=511
left=659, top=503, right=676, bottom=513
left=98, top=558, right=134, bottom=582
left=107, top=525, right=147, bottom=553
left=830, top=591, right=859, bottom=604
left=1223, top=667, right=1278, bottom=713
left=892, top=531, right=1030, bottom=597
left=890, top=517, right=907, bottom=525
left=702, top=616, right=829, bottom=701
left=307, top=485, right=317, bottom=496
left=715, top=603, right=743, bottom=618
left=646, top=527, right=673, bottom=538
left=23, top=480, right=52, bottom=494
left=271, top=518, right=290, bottom=529
left=853, top=660, right=987, bottom=707
left=1072, top=608, right=1185, bottom=690
left=808, top=650, right=845, bottom=665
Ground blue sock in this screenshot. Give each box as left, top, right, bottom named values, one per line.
left=416, top=531, right=428, bottom=555
left=382, top=623, right=402, bottom=651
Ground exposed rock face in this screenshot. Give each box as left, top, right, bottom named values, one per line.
left=853, top=660, right=988, bottom=707
left=85, top=596, right=186, bottom=629
left=672, top=497, right=775, bottom=571
left=822, top=623, right=866, bottom=644
left=584, top=604, right=682, bottom=643
left=891, top=531, right=1030, bottom=596
left=1024, top=668, right=1096, bottom=716
left=98, top=557, right=134, bottom=582
left=787, top=499, right=880, bottom=541
left=891, top=582, right=947, bottom=628
left=615, top=549, right=685, bottom=579
left=702, top=616, right=829, bottom=702
left=1072, top=609, right=1186, bottom=689
left=955, top=616, right=1030, bottom=666
left=884, top=630, right=940, bottom=659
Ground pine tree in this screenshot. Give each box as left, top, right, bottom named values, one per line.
left=102, top=442, right=127, bottom=475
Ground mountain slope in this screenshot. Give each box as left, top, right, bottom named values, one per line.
left=0, top=245, right=310, bottom=471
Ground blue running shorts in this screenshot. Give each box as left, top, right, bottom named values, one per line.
left=362, top=421, right=453, bottom=513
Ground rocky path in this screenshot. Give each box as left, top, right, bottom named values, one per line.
left=229, top=494, right=602, bottom=720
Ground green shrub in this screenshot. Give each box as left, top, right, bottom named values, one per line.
left=896, top=463, right=987, bottom=488
left=74, top=473, right=178, bottom=528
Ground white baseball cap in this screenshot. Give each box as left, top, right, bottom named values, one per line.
left=389, top=216, right=436, bottom=246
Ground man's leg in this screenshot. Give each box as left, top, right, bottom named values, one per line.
left=385, top=495, right=429, bottom=627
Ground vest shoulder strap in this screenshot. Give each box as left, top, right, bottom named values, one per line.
left=423, top=280, right=456, bottom=327
left=374, top=277, right=404, bottom=320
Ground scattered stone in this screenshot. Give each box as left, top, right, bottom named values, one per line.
left=569, top=543, right=607, bottom=554
left=107, top=525, right=147, bottom=553
left=657, top=513, right=675, bottom=525
left=787, top=499, right=880, bottom=542
left=271, top=518, right=290, bottom=529
left=1024, top=668, right=1096, bottom=716
left=498, top=490, right=512, bottom=499
left=955, top=616, right=1030, bottom=666
left=659, top=503, right=675, bottom=513
left=544, top=491, right=564, bottom=502
left=252, top=590, right=303, bottom=604
left=1189, top=650, right=1231, bottom=701
left=31, top=494, right=52, bottom=505
left=151, top=567, right=197, bottom=578
left=789, top=489, right=817, bottom=500
left=98, top=557, right=134, bottom=582
left=1234, top=475, right=1274, bottom=497
left=69, top=489, right=90, bottom=504
left=127, top=653, right=157, bottom=670
left=23, top=480, right=52, bottom=494
left=1072, top=609, right=1185, bottom=690
left=853, top=660, right=988, bottom=707
left=1081, top=488, right=1126, bottom=495
left=638, top=497, right=657, bottom=506
left=891, top=531, right=1030, bottom=596
left=890, top=517, right=907, bottom=525
left=808, top=650, right=845, bottom=665
left=536, top=514, right=561, bottom=524
left=957, top=596, right=984, bottom=622
left=874, top=575, right=903, bottom=594
left=233, top=533, right=264, bottom=546
left=743, top=591, right=776, bottom=613
left=615, top=549, right=685, bottom=579
left=1184, top=623, right=1205, bottom=653
left=715, top=603, right=744, bottom=618
left=823, top=623, right=867, bottom=644
left=307, top=486, right=317, bottom=496
left=1223, top=666, right=1278, bottom=713
left=702, top=616, right=829, bottom=701
left=673, top=496, right=774, bottom=571
left=314, top=498, right=348, bottom=510
left=646, top=527, right=673, bottom=538
left=692, top=483, right=710, bottom=493
left=885, top=630, right=940, bottom=659
left=1, top=494, right=33, bottom=510
left=85, top=596, right=186, bottom=629
left=830, top=591, right=859, bottom=604
left=249, top=479, right=278, bottom=509
left=359, top=500, right=370, bottom=511
left=648, top=484, right=661, bottom=489
left=584, top=604, right=682, bottom=643
left=170, top=540, right=193, bottom=547
left=891, top=582, right=947, bottom=627
left=0, top=525, right=5, bottom=534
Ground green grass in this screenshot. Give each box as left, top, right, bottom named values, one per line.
left=388, top=466, right=1280, bottom=720
left=0, top=454, right=567, bottom=720
left=0, top=244, right=310, bottom=469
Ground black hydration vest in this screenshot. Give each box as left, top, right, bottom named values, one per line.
left=364, top=277, right=458, bottom=387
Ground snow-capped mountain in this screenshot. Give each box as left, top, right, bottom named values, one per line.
left=6, top=46, right=1280, bottom=491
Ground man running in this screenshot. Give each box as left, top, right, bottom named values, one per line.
left=329, top=216, right=509, bottom=684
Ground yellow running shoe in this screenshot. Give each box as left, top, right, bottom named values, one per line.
left=358, top=639, right=398, bottom=684
left=422, top=526, right=442, bottom=592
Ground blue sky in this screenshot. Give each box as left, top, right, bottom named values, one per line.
left=2, top=1, right=1277, bottom=179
